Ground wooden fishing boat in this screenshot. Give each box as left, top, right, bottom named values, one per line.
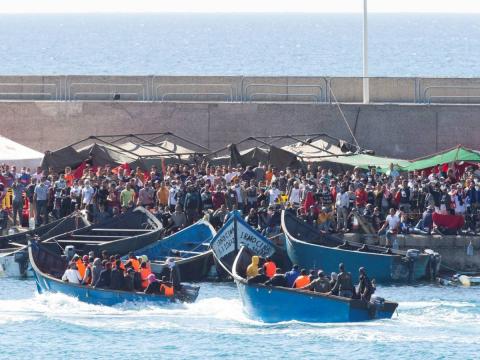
left=131, top=220, right=216, bottom=282
left=0, top=214, right=90, bottom=277
left=210, top=210, right=280, bottom=278
left=282, top=210, right=441, bottom=283
left=232, top=246, right=398, bottom=323
left=29, top=239, right=199, bottom=305
left=41, top=207, right=163, bottom=257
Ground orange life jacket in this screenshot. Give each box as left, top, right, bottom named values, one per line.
left=140, top=267, right=152, bottom=289
left=76, top=259, right=86, bottom=279
left=263, top=261, right=277, bottom=278
left=293, top=275, right=310, bottom=289
left=130, top=258, right=140, bottom=272
left=160, top=284, right=174, bottom=297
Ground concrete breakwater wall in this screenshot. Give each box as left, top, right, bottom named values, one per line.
left=1, top=101, right=480, bottom=158
left=344, top=233, right=480, bottom=271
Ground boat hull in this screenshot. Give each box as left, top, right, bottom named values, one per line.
left=285, top=234, right=431, bottom=282
left=29, top=240, right=199, bottom=306
left=235, top=280, right=396, bottom=323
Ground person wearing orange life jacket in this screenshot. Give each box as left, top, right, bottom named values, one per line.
left=114, top=254, right=126, bottom=271
left=160, top=276, right=174, bottom=297
left=293, top=269, right=311, bottom=289
left=74, top=255, right=86, bottom=279
left=82, top=257, right=94, bottom=285
left=125, top=252, right=140, bottom=272
left=263, top=257, right=277, bottom=278
left=140, top=261, right=152, bottom=289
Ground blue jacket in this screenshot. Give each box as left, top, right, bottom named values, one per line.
left=285, top=269, right=300, bottom=288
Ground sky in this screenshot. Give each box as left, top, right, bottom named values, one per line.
left=1, top=0, right=480, bottom=14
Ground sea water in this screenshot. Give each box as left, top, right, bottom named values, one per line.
left=0, top=13, right=479, bottom=76
left=0, top=277, right=479, bottom=359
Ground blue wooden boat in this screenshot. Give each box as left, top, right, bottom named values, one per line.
left=41, top=207, right=163, bottom=257
left=282, top=210, right=441, bottom=283
left=29, top=239, right=200, bottom=305
left=130, top=220, right=216, bottom=282
left=232, top=246, right=398, bottom=323
left=210, top=210, right=278, bottom=277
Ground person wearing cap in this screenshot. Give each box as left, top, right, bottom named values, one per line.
left=301, top=270, right=331, bottom=293
left=357, top=267, right=375, bottom=302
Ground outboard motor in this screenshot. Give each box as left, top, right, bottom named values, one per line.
left=64, top=245, right=76, bottom=262
left=14, top=249, right=29, bottom=277
left=424, top=249, right=441, bottom=280
left=368, top=295, right=386, bottom=318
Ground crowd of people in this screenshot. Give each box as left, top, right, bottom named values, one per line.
left=2, top=160, right=480, bottom=240
left=61, top=249, right=179, bottom=296
left=245, top=256, right=375, bottom=301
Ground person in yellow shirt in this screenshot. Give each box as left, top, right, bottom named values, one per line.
left=246, top=255, right=259, bottom=278
left=317, top=207, right=333, bottom=232
left=156, top=181, right=169, bottom=206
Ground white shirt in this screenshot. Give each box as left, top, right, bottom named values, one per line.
left=336, top=192, right=350, bottom=208
left=289, top=188, right=301, bottom=204
left=62, top=269, right=82, bottom=284
left=268, top=188, right=281, bottom=205
left=386, top=214, right=400, bottom=230
left=168, top=187, right=178, bottom=206
left=82, top=186, right=95, bottom=204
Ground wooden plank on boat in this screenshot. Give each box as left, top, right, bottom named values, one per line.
left=71, top=235, right=124, bottom=239
left=91, top=228, right=151, bottom=233
left=55, top=240, right=107, bottom=244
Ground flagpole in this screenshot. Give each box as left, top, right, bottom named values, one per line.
left=363, top=0, right=370, bottom=104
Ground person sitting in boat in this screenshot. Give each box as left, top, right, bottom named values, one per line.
left=123, top=268, right=136, bottom=292
left=93, top=261, right=111, bottom=288
left=82, top=256, right=94, bottom=285
left=140, top=261, right=152, bottom=289
left=301, top=270, right=331, bottom=293
left=264, top=268, right=288, bottom=287
left=144, top=273, right=162, bottom=294
left=61, top=263, right=82, bottom=284
left=285, top=264, right=300, bottom=288
left=166, top=257, right=181, bottom=290
left=247, top=267, right=270, bottom=284
left=125, top=252, right=140, bottom=272
left=90, top=258, right=103, bottom=286
left=329, top=272, right=338, bottom=296
left=263, top=257, right=277, bottom=278
left=160, top=276, right=175, bottom=297
left=293, top=269, right=311, bottom=288
left=71, top=255, right=86, bottom=280
left=246, top=255, right=260, bottom=278
left=357, top=267, right=375, bottom=302
left=329, top=263, right=355, bottom=298
left=110, top=260, right=125, bottom=290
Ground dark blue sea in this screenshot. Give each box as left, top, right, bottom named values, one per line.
left=1, top=278, right=479, bottom=359
left=0, top=13, right=479, bottom=76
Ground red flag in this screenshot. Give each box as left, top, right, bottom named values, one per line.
left=73, top=161, right=87, bottom=179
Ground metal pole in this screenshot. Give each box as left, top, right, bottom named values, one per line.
left=363, top=0, right=370, bottom=104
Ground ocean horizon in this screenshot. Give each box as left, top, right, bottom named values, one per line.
left=0, top=13, right=479, bottom=77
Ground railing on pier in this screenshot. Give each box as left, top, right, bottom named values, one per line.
left=0, top=75, right=480, bottom=104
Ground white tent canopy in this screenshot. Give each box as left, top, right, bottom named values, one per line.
left=0, top=135, right=43, bottom=169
